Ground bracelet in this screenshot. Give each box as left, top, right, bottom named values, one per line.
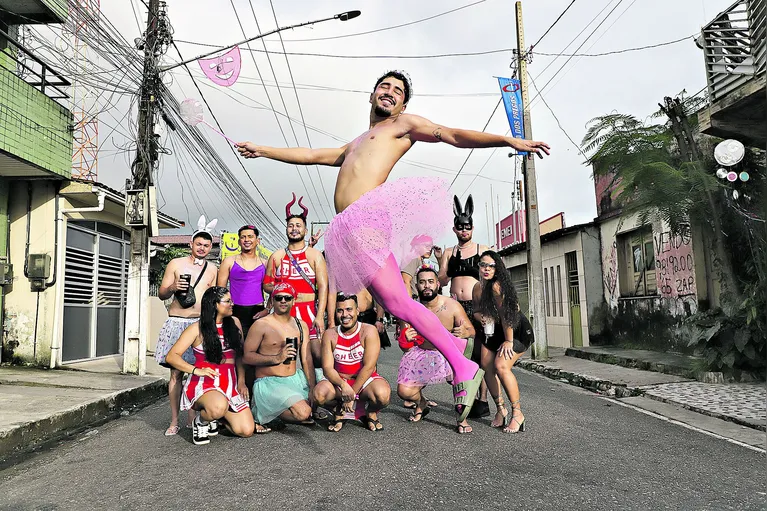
left=191, top=368, right=196, bottom=376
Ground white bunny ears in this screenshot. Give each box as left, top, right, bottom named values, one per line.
left=191, top=215, right=218, bottom=241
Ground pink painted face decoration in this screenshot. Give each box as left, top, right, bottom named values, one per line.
left=198, top=46, right=241, bottom=87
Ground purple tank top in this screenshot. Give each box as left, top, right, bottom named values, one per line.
left=229, top=260, right=265, bottom=306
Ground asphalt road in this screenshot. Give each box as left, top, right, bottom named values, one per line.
left=1, top=347, right=765, bottom=511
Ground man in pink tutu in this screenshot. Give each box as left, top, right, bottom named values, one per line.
left=397, top=266, right=476, bottom=433
left=237, top=70, right=550, bottom=419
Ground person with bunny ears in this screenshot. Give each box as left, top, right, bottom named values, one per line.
left=437, top=195, right=492, bottom=419
left=154, top=216, right=220, bottom=436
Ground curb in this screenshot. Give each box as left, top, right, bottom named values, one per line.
left=516, top=359, right=643, bottom=398
left=641, top=393, right=766, bottom=432
left=0, top=378, right=167, bottom=464
left=564, top=348, right=699, bottom=380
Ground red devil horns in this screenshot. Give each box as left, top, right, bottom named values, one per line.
left=285, top=192, right=309, bottom=220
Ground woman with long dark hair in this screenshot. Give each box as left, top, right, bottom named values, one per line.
left=166, top=286, right=256, bottom=445
left=472, top=250, right=532, bottom=433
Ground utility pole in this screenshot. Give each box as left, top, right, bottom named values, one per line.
left=124, top=0, right=168, bottom=375
left=515, top=1, right=548, bottom=359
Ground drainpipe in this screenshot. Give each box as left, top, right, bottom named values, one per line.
left=49, top=190, right=106, bottom=368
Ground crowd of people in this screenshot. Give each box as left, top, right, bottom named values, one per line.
left=154, top=69, right=548, bottom=445
left=155, top=194, right=534, bottom=444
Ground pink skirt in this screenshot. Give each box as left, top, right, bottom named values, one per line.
left=397, top=346, right=454, bottom=386
left=324, top=177, right=453, bottom=294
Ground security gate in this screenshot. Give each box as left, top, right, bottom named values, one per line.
left=62, top=221, right=129, bottom=362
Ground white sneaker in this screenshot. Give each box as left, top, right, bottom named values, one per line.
left=193, top=418, right=210, bottom=445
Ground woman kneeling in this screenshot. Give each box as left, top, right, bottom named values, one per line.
left=166, top=286, right=255, bottom=444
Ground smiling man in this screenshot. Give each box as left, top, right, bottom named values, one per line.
left=245, top=283, right=318, bottom=429
left=238, top=69, right=549, bottom=420
left=264, top=194, right=328, bottom=365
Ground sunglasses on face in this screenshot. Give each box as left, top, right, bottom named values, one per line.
left=274, top=295, right=294, bottom=303
left=455, top=224, right=473, bottom=231
left=479, top=262, right=496, bottom=269
left=219, top=299, right=233, bottom=304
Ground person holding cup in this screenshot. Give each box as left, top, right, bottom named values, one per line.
left=165, top=286, right=255, bottom=445
left=245, top=283, right=321, bottom=428
left=154, top=219, right=219, bottom=437
left=472, top=250, right=531, bottom=434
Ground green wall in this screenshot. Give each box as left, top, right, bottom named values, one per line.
left=0, top=54, right=72, bottom=177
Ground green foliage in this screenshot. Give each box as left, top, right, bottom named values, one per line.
left=150, top=246, right=190, bottom=287
left=682, top=298, right=766, bottom=380
left=583, top=98, right=766, bottom=376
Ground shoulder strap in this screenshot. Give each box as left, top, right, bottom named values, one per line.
left=294, top=316, right=304, bottom=345
left=285, top=247, right=317, bottom=293
left=191, top=261, right=208, bottom=289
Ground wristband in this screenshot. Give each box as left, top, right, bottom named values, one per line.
left=191, top=368, right=196, bottom=376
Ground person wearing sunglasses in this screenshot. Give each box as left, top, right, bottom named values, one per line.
left=166, top=286, right=256, bottom=444
left=472, top=251, right=531, bottom=434
left=437, top=195, right=491, bottom=419
left=245, top=283, right=321, bottom=428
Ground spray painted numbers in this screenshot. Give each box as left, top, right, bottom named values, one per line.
left=654, top=224, right=696, bottom=298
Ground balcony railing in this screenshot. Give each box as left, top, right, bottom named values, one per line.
left=0, top=26, right=69, bottom=102
left=702, top=0, right=766, bottom=102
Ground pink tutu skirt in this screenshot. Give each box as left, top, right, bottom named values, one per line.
left=324, top=177, right=453, bottom=294
left=397, top=346, right=454, bottom=386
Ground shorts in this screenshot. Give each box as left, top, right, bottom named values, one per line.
left=154, top=316, right=198, bottom=368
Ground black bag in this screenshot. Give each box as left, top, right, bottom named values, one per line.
left=176, top=261, right=208, bottom=309
left=515, top=312, right=535, bottom=349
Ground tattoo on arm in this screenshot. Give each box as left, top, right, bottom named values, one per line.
left=433, top=127, right=443, bottom=141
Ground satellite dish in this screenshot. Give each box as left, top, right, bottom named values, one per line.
left=714, top=139, right=745, bottom=167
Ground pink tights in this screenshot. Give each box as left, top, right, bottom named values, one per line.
left=368, top=255, right=480, bottom=388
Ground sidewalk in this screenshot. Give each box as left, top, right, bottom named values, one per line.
left=517, top=348, right=766, bottom=449
left=0, top=356, right=167, bottom=464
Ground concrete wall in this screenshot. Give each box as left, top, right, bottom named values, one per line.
left=598, top=212, right=700, bottom=316
left=0, top=177, right=8, bottom=362
left=3, top=181, right=58, bottom=365
left=3, top=184, right=142, bottom=366
left=581, top=225, right=605, bottom=339
left=502, top=228, right=598, bottom=349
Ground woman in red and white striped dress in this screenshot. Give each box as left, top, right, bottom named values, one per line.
left=166, top=286, right=259, bottom=445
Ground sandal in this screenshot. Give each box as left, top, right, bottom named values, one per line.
left=453, top=368, right=485, bottom=422
left=405, top=399, right=437, bottom=409
left=503, top=400, right=525, bottom=433
left=408, top=406, right=431, bottom=422
left=491, top=398, right=510, bottom=429
left=327, top=415, right=344, bottom=432
left=361, top=415, right=384, bottom=432
left=456, top=423, right=473, bottom=434
left=312, top=409, right=329, bottom=421
left=164, top=425, right=180, bottom=436
left=254, top=423, right=272, bottom=434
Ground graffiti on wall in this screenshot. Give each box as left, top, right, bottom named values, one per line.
left=603, top=241, right=619, bottom=307
left=653, top=223, right=696, bottom=299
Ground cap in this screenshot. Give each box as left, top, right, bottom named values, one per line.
left=272, top=282, right=297, bottom=299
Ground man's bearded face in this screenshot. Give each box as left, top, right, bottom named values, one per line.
left=286, top=217, right=307, bottom=242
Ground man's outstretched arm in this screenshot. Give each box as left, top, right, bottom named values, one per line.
left=405, top=115, right=550, bottom=158
left=236, top=142, right=348, bottom=167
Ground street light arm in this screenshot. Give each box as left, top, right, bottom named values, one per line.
left=159, top=11, right=361, bottom=72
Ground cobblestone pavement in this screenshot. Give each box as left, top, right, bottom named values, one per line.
left=642, top=382, right=766, bottom=429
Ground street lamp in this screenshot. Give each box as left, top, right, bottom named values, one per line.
left=160, top=10, right=362, bottom=72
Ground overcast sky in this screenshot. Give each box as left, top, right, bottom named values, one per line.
left=94, top=0, right=733, bottom=249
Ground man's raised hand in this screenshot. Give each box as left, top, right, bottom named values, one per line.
left=510, top=138, right=551, bottom=158
left=236, top=142, right=260, bottom=159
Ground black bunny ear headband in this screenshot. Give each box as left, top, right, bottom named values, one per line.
left=453, top=195, right=474, bottom=228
